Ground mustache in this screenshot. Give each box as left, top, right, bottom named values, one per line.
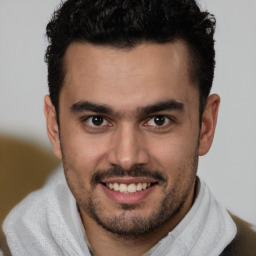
left=91, top=165, right=167, bottom=185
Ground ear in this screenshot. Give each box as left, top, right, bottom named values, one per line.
left=198, top=94, right=220, bottom=156
left=44, top=95, right=62, bottom=159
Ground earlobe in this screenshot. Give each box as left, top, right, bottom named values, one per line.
left=44, top=95, right=62, bottom=159
left=198, top=94, right=220, bottom=156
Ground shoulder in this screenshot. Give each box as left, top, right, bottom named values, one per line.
left=221, top=213, right=256, bottom=256
left=4, top=167, right=65, bottom=228
left=2, top=167, right=69, bottom=255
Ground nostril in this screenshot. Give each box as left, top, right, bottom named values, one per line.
left=107, top=141, right=149, bottom=169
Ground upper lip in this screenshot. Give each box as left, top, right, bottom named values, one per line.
left=101, top=177, right=158, bottom=184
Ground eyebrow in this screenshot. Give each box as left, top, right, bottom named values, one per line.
left=70, top=99, right=184, bottom=116
left=71, top=101, right=114, bottom=115
left=140, top=100, right=184, bottom=115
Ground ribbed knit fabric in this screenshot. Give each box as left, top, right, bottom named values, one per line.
left=145, top=180, right=236, bottom=256
left=3, top=167, right=237, bottom=256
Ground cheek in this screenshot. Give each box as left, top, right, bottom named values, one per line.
left=60, top=134, right=109, bottom=202
left=61, top=127, right=111, bottom=174
left=147, top=132, right=198, bottom=173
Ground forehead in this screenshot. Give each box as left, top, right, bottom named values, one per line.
left=61, top=41, right=198, bottom=112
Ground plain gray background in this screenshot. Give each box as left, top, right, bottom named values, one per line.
left=1, top=0, right=256, bottom=224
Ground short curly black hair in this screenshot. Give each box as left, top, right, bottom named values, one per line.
left=45, top=0, right=216, bottom=121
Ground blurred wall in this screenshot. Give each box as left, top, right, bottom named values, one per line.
left=1, top=0, right=256, bottom=224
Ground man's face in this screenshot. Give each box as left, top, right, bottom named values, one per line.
left=47, top=41, right=211, bottom=237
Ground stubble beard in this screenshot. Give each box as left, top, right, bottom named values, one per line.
left=61, top=137, right=199, bottom=239
left=63, top=159, right=198, bottom=240
left=85, top=181, right=195, bottom=239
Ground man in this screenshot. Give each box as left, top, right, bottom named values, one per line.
left=3, top=0, right=256, bottom=255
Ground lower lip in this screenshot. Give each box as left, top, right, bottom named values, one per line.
left=101, top=184, right=157, bottom=204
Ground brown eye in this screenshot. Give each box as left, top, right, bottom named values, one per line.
left=86, top=116, right=108, bottom=127
left=154, top=116, right=166, bottom=126
left=91, top=116, right=104, bottom=126
left=146, top=115, right=171, bottom=127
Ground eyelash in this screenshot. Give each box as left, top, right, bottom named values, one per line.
left=144, top=115, right=173, bottom=128
left=82, top=115, right=112, bottom=129
left=81, top=115, right=174, bottom=130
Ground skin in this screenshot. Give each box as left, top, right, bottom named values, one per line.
left=44, top=40, right=220, bottom=256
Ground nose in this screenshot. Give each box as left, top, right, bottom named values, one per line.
left=107, top=124, right=149, bottom=170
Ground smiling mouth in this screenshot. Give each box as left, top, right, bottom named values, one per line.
left=102, top=182, right=157, bottom=193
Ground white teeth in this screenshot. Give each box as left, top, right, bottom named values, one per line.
left=142, top=183, right=147, bottom=190
left=113, top=183, right=119, bottom=191
left=136, top=183, right=143, bottom=191
left=119, top=184, right=128, bottom=193
left=127, top=184, right=137, bottom=193
left=106, top=182, right=152, bottom=193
